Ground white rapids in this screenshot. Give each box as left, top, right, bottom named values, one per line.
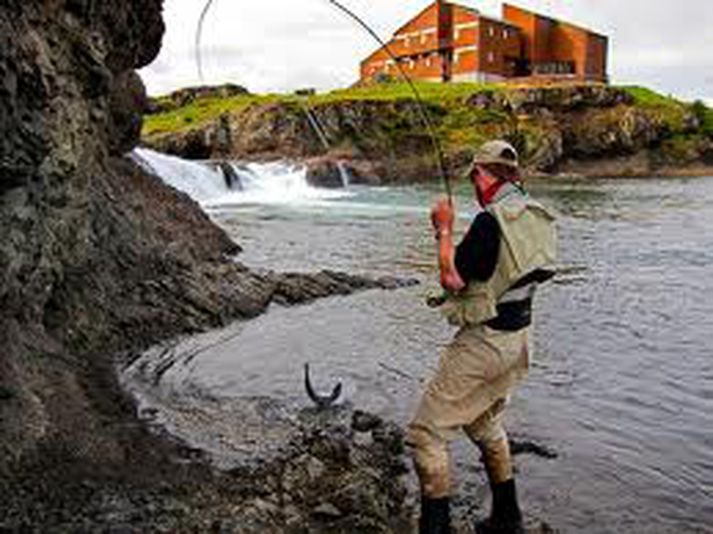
left=131, top=148, right=352, bottom=208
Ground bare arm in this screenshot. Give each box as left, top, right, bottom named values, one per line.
left=431, top=197, right=466, bottom=292
left=436, top=230, right=466, bottom=292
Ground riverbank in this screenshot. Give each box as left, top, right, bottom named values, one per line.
left=177, top=173, right=713, bottom=532
left=141, top=82, right=713, bottom=182
left=0, top=2, right=420, bottom=530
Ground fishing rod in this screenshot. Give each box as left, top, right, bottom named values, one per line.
left=195, top=0, right=453, bottom=203
left=194, top=1, right=453, bottom=408
left=323, top=0, right=452, bottom=202
left=195, top=0, right=215, bottom=82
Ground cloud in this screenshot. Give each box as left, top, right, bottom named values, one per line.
left=140, top=0, right=713, bottom=103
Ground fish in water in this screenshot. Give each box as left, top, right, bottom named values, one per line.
left=304, top=363, right=342, bottom=408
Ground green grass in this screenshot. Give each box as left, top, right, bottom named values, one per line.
left=143, top=82, right=710, bottom=157
left=698, top=103, right=713, bottom=136
left=619, top=86, right=681, bottom=107
left=619, top=85, right=689, bottom=132
left=326, top=82, right=509, bottom=152
left=438, top=105, right=508, bottom=148
left=143, top=93, right=282, bottom=137
left=314, top=81, right=501, bottom=104
left=621, top=86, right=713, bottom=138
left=142, top=81, right=502, bottom=138
left=317, top=82, right=506, bottom=151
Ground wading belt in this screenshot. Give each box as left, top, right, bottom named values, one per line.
left=485, top=269, right=555, bottom=332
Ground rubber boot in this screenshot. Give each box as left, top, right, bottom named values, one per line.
left=475, top=479, right=525, bottom=534
left=419, top=497, right=451, bottom=534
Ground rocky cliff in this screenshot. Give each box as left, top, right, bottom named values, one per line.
left=1, top=0, right=166, bottom=470
left=0, top=1, right=414, bottom=529
left=143, top=83, right=713, bottom=182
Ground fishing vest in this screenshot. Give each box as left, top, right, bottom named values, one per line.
left=441, top=184, right=557, bottom=327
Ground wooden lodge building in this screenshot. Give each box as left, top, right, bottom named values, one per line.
left=360, top=1, right=608, bottom=84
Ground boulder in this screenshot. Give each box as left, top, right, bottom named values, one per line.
left=305, top=157, right=382, bottom=188
left=564, top=106, right=668, bottom=158
left=217, top=161, right=243, bottom=191
left=474, top=84, right=636, bottom=115
left=305, top=157, right=347, bottom=188
left=146, top=84, right=249, bottom=115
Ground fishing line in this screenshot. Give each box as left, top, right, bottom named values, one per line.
left=195, top=0, right=215, bottom=82
left=324, top=0, right=451, bottom=201
left=194, top=0, right=453, bottom=202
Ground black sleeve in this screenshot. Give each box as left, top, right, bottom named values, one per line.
left=455, top=211, right=501, bottom=283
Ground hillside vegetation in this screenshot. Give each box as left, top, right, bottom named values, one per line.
left=141, top=82, right=713, bottom=180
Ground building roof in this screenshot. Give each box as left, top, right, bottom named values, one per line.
left=392, top=1, right=522, bottom=37
left=502, top=2, right=607, bottom=39
left=391, top=1, right=442, bottom=37
left=455, top=3, right=480, bottom=16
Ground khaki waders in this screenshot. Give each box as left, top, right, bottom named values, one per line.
left=407, top=323, right=530, bottom=498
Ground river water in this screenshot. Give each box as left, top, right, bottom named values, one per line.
left=129, top=150, right=713, bottom=533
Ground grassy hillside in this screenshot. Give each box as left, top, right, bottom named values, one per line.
left=619, top=86, right=689, bottom=129
left=143, top=82, right=709, bottom=136
left=617, top=86, right=713, bottom=163
left=142, top=81, right=501, bottom=138
left=141, top=81, right=713, bottom=177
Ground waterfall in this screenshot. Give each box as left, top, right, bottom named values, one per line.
left=132, top=148, right=227, bottom=203
left=336, top=161, right=351, bottom=188
left=131, top=148, right=352, bottom=207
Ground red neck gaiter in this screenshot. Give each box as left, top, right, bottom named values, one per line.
left=477, top=179, right=507, bottom=207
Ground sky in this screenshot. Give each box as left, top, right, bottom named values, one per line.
left=140, top=0, right=713, bottom=104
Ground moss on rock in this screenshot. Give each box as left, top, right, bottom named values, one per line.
left=142, top=82, right=713, bottom=179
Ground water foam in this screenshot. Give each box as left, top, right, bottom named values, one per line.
left=131, top=148, right=352, bottom=208
left=220, top=161, right=350, bottom=207
left=132, top=148, right=227, bottom=203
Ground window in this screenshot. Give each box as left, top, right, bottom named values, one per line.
left=488, top=51, right=495, bottom=63
left=503, top=29, right=509, bottom=39
left=489, top=26, right=495, bottom=37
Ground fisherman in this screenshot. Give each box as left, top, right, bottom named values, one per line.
left=408, top=140, right=557, bottom=534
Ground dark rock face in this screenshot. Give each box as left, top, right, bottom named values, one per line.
left=217, top=160, right=243, bottom=190
left=563, top=106, right=668, bottom=158
left=232, top=102, right=326, bottom=158
left=109, top=70, right=149, bottom=155
left=466, top=84, right=635, bottom=114
left=1, top=0, right=166, bottom=469
left=702, top=140, right=713, bottom=164
left=271, top=271, right=417, bottom=305
left=147, top=99, right=438, bottom=183
left=305, top=157, right=349, bottom=188
left=0, top=2, right=417, bottom=529
left=305, top=156, right=383, bottom=188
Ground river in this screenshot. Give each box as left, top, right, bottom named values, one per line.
left=128, top=149, right=713, bottom=533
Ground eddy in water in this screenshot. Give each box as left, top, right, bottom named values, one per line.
left=408, top=140, right=557, bottom=534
